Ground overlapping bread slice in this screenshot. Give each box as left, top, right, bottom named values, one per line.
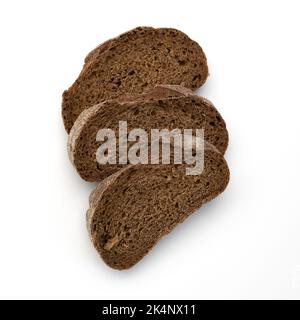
left=68, top=85, right=228, bottom=182
left=87, top=142, right=230, bottom=270
left=62, top=26, right=209, bottom=132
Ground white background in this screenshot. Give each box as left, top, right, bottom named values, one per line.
left=0, top=0, right=299, bottom=300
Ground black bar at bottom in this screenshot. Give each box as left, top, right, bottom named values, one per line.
left=0, top=300, right=299, bottom=318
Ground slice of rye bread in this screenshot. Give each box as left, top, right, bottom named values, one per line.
left=68, top=85, right=228, bottom=182
left=62, top=26, right=209, bottom=132
left=86, top=146, right=230, bottom=270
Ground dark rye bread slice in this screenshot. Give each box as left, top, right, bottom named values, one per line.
left=68, top=85, right=228, bottom=182
left=87, top=147, right=230, bottom=270
left=62, top=26, right=209, bottom=132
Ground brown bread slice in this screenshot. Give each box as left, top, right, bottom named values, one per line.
left=68, top=85, right=228, bottom=182
left=87, top=146, right=230, bottom=270
left=62, top=26, right=209, bottom=132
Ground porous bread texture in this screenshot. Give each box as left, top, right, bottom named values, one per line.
left=68, top=85, right=228, bottom=182
left=87, top=147, right=230, bottom=270
left=62, top=26, right=209, bottom=132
